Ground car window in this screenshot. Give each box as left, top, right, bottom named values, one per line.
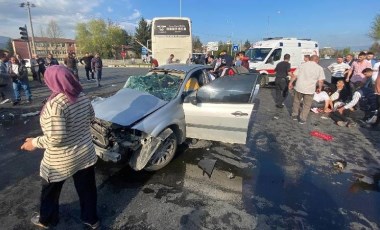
left=194, top=74, right=259, bottom=103
left=124, top=73, right=183, bottom=101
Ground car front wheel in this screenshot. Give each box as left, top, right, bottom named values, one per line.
left=144, top=130, right=177, bottom=171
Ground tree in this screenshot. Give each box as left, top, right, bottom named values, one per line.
left=192, top=36, right=203, bottom=52
left=369, top=42, right=380, bottom=55
left=369, top=14, right=380, bottom=41
left=218, top=41, right=230, bottom=55
left=75, top=19, right=130, bottom=58
left=243, top=40, right=251, bottom=50
left=132, top=18, right=151, bottom=56
left=46, top=20, right=64, bottom=50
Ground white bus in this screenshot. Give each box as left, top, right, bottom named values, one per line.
left=151, top=17, right=192, bottom=65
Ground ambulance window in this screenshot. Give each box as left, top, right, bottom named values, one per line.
left=272, top=48, right=282, bottom=61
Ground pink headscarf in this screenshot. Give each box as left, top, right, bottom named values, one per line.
left=44, top=65, right=83, bottom=104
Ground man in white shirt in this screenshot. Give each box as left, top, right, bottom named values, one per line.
left=288, top=55, right=325, bottom=124
left=327, top=56, right=350, bottom=85
left=310, top=90, right=331, bottom=113
left=372, top=61, right=380, bottom=83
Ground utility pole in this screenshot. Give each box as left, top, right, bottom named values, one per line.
left=20, top=2, right=36, bottom=55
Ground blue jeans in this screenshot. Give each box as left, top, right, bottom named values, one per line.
left=12, top=79, right=32, bottom=101
left=95, top=69, right=102, bottom=86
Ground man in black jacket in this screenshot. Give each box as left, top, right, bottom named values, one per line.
left=80, top=53, right=94, bottom=81
left=274, top=54, right=294, bottom=108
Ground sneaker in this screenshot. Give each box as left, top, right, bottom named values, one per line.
left=337, top=121, right=348, bottom=127
left=310, top=108, right=319, bottom=114
left=299, top=120, right=306, bottom=125
left=0, top=99, right=10, bottom=104
left=291, top=115, right=298, bottom=121
left=276, top=104, right=284, bottom=108
left=347, top=122, right=357, bottom=128
left=31, top=213, right=49, bottom=229
left=83, top=220, right=100, bottom=229
left=12, top=100, right=20, bottom=106
left=87, top=79, right=92, bottom=82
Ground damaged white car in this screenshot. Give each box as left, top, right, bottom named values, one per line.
left=91, top=64, right=260, bottom=171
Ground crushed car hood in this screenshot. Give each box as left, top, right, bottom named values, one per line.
left=92, top=88, right=168, bottom=126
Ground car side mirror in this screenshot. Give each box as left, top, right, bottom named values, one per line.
left=183, top=91, right=198, bottom=105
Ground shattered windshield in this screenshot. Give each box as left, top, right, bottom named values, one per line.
left=123, top=72, right=183, bottom=101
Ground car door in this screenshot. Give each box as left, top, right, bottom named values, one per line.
left=183, top=74, right=260, bottom=144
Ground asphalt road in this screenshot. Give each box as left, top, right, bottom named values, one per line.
left=0, top=65, right=379, bottom=229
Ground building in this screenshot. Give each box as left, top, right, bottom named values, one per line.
left=12, top=37, right=76, bottom=61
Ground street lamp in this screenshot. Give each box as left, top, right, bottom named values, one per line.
left=20, top=1, right=36, bottom=55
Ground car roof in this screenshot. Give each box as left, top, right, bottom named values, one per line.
left=154, top=64, right=211, bottom=73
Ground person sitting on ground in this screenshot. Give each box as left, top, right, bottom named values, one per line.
left=310, top=85, right=332, bottom=113
left=329, top=79, right=351, bottom=111
left=330, top=81, right=377, bottom=127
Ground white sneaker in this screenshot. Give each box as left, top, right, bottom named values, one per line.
left=0, top=99, right=10, bottom=104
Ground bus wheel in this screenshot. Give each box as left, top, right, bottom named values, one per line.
left=260, top=74, right=268, bottom=87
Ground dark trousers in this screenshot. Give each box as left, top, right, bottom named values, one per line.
left=39, top=166, right=98, bottom=226
left=38, top=68, right=45, bottom=83
left=85, top=66, right=94, bottom=80
left=275, top=77, right=288, bottom=106
left=330, top=109, right=351, bottom=123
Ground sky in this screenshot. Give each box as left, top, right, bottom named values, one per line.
left=0, top=0, right=378, bottom=50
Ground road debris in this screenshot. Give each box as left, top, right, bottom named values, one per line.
left=227, top=172, right=235, bottom=179
left=21, top=111, right=40, bottom=118
left=332, top=160, right=347, bottom=170
left=310, top=130, right=333, bottom=141
left=198, top=158, right=217, bottom=178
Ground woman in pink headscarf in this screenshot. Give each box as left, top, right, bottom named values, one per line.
left=21, top=65, right=99, bottom=229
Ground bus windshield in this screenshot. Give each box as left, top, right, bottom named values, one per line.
left=151, top=17, right=192, bottom=65
left=245, top=48, right=272, bottom=61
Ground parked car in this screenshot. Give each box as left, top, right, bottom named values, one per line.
left=91, top=64, right=260, bottom=171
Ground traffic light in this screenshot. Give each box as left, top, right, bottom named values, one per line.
left=19, top=26, right=29, bottom=41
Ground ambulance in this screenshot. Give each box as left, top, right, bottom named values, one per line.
left=245, top=37, right=319, bottom=86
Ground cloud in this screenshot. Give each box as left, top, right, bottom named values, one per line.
left=0, top=0, right=102, bottom=39
left=0, top=0, right=141, bottom=39
left=128, top=9, right=141, bottom=20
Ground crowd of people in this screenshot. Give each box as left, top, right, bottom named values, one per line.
left=275, top=51, right=380, bottom=129
left=0, top=50, right=104, bottom=106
